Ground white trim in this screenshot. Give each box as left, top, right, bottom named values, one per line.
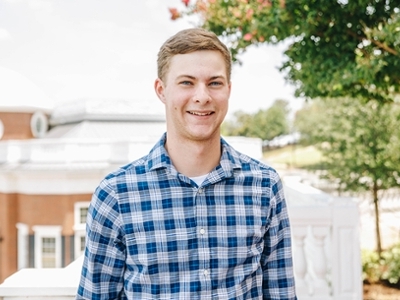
left=16, top=223, right=29, bottom=270
left=32, top=225, right=62, bottom=269
left=73, top=202, right=90, bottom=259
left=74, top=230, right=86, bottom=260
left=0, top=106, right=52, bottom=114
left=0, top=119, right=3, bottom=140
left=73, top=202, right=90, bottom=229
left=0, top=169, right=107, bottom=195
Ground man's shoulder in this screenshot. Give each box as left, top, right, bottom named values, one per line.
left=223, top=141, right=277, bottom=174
left=239, top=153, right=280, bottom=181
left=104, top=155, right=149, bottom=181
left=103, top=135, right=167, bottom=182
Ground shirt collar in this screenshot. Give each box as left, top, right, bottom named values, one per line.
left=147, top=133, right=243, bottom=180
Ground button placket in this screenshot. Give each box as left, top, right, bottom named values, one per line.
left=195, top=186, right=211, bottom=290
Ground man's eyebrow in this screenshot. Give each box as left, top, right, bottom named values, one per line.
left=176, top=75, right=226, bottom=80
left=176, top=75, right=196, bottom=80
left=209, top=75, right=226, bottom=81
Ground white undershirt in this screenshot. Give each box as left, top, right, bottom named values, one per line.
left=189, top=174, right=208, bottom=186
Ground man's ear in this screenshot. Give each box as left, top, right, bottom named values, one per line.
left=154, top=78, right=166, bottom=104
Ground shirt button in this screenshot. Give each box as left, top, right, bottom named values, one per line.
left=203, top=269, right=209, bottom=276
left=198, top=188, right=204, bottom=194
left=200, top=228, right=205, bottom=235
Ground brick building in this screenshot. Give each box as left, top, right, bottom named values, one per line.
left=0, top=90, right=166, bottom=283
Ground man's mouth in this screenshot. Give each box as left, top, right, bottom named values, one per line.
left=188, top=111, right=213, bottom=116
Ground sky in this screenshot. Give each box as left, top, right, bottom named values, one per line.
left=0, top=0, right=303, bottom=117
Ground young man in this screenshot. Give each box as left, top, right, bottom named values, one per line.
left=77, top=28, right=297, bottom=299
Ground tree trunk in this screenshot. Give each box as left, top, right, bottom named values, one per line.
left=372, top=181, right=382, bottom=256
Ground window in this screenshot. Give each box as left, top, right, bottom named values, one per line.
left=30, top=111, right=49, bottom=138
left=80, top=236, right=86, bottom=252
left=79, top=206, right=89, bottom=224
left=32, top=225, right=62, bottom=268
left=41, top=237, right=56, bottom=268
left=74, top=202, right=90, bottom=227
left=74, top=201, right=90, bottom=259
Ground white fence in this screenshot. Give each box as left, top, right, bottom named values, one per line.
left=285, top=177, right=362, bottom=299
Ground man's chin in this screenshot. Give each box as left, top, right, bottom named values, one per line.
left=187, top=130, right=220, bottom=142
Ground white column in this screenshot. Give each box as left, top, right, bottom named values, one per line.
left=16, top=223, right=29, bottom=270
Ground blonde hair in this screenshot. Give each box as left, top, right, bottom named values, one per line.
left=157, top=28, right=232, bottom=82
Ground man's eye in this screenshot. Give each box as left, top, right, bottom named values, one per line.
left=180, top=81, right=192, bottom=85
left=210, top=81, right=222, bottom=86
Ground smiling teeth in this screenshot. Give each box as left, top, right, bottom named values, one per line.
left=189, top=111, right=212, bottom=116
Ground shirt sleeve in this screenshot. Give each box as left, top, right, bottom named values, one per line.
left=261, top=172, right=297, bottom=300
left=76, top=178, right=126, bottom=300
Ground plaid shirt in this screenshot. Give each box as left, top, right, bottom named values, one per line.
left=77, top=134, right=297, bottom=300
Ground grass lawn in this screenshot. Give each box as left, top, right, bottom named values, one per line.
left=263, top=144, right=324, bottom=169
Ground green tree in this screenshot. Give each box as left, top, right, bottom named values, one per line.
left=222, top=110, right=254, bottom=136
left=171, top=0, right=400, bottom=103
left=223, top=99, right=290, bottom=140
left=294, top=98, right=400, bottom=255
left=293, top=100, right=327, bottom=145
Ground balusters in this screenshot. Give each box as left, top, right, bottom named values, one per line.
left=292, top=225, right=331, bottom=298
left=292, top=226, right=309, bottom=295
left=311, top=226, right=330, bottom=296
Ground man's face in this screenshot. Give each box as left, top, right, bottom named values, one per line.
left=155, top=50, right=231, bottom=143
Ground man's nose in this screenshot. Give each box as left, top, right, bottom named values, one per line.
left=193, top=84, right=211, bottom=103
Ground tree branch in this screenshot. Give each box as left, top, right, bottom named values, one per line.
left=370, top=38, right=398, bottom=56
left=346, top=28, right=398, bottom=56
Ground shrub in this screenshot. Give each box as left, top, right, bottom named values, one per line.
left=381, top=243, right=400, bottom=285
left=362, top=249, right=382, bottom=283
left=362, top=244, right=400, bottom=287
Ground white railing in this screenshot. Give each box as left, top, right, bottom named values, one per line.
left=0, top=138, right=157, bottom=165
left=285, top=177, right=362, bottom=300
left=0, top=177, right=362, bottom=300
left=0, top=256, right=83, bottom=300
left=0, top=136, right=263, bottom=165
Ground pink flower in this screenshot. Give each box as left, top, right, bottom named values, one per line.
left=243, top=33, right=253, bottom=41
left=246, top=8, right=254, bottom=19
left=196, top=1, right=207, bottom=12
left=168, top=7, right=181, bottom=20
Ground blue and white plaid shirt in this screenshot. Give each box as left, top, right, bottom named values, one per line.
left=77, top=134, right=297, bottom=300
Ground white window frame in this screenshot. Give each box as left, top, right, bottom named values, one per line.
left=73, top=201, right=90, bottom=259
left=32, top=225, right=62, bottom=268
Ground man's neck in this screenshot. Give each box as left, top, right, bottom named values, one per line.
left=165, top=135, right=221, bottom=178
